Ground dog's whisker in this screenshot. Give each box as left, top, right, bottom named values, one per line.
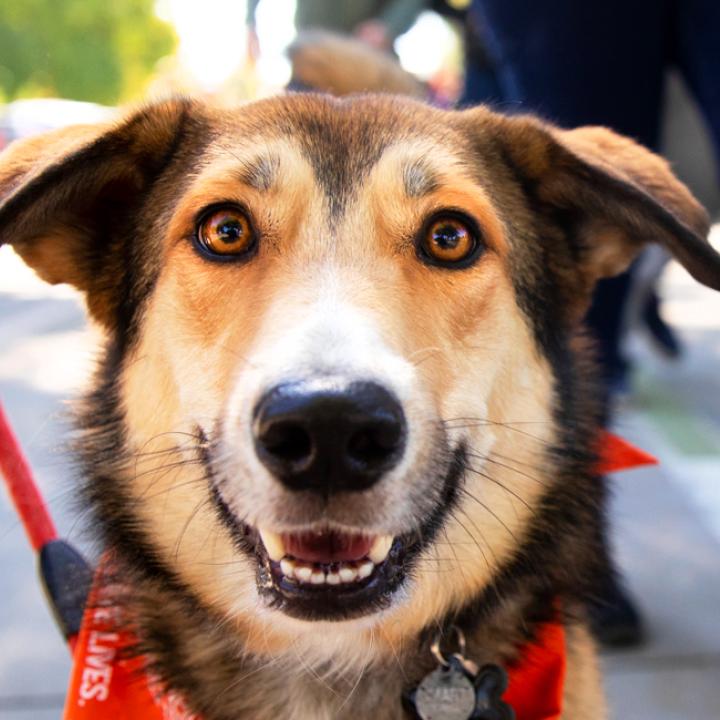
left=336, top=648, right=371, bottom=712
left=376, top=624, right=408, bottom=682
left=450, top=506, right=496, bottom=570
left=128, top=466, right=208, bottom=510
left=474, top=454, right=548, bottom=488
left=485, top=448, right=551, bottom=472
left=131, top=443, right=206, bottom=461
left=442, top=416, right=553, bottom=427
left=131, top=458, right=203, bottom=482
left=441, top=417, right=554, bottom=445
left=455, top=485, right=519, bottom=543
left=460, top=459, right=538, bottom=506
left=172, top=497, right=214, bottom=562
left=215, top=657, right=284, bottom=701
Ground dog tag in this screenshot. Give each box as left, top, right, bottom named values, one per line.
left=414, top=656, right=477, bottom=719
left=405, top=655, right=515, bottom=720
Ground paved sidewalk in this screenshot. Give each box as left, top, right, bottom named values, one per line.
left=601, top=245, right=720, bottom=719
left=0, top=239, right=719, bottom=718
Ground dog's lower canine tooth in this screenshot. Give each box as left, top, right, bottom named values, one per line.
left=357, top=561, right=374, bottom=579
left=259, top=528, right=286, bottom=562
left=368, top=535, right=393, bottom=564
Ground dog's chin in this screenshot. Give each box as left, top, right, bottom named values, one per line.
left=209, top=445, right=465, bottom=622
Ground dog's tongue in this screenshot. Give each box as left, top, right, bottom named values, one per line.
left=282, top=530, right=374, bottom=563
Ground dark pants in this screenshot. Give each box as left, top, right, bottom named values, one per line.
left=471, top=0, right=720, bottom=152
left=470, top=0, right=720, bottom=411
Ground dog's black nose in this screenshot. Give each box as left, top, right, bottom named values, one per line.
left=253, top=380, right=406, bottom=493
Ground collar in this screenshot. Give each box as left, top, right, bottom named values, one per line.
left=62, top=432, right=655, bottom=720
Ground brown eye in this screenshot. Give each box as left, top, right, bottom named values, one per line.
left=420, top=215, right=480, bottom=267
left=196, top=206, right=256, bottom=258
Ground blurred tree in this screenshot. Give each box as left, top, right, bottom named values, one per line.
left=0, top=0, right=176, bottom=104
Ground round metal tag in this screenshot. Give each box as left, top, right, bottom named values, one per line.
left=414, top=665, right=476, bottom=720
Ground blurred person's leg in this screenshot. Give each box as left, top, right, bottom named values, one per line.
left=471, top=0, right=673, bottom=646
left=674, top=0, right=720, bottom=181
left=625, top=248, right=683, bottom=358
left=627, top=0, right=720, bottom=364
left=472, top=0, right=667, bottom=141
left=461, top=51, right=502, bottom=106
left=624, top=0, right=720, bottom=363
left=460, top=12, right=502, bottom=106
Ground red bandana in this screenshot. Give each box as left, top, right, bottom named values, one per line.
left=62, top=432, right=655, bottom=720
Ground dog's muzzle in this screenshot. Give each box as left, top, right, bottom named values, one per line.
left=208, top=373, right=463, bottom=621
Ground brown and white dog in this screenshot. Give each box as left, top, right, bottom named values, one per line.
left=1, top=94, right=719, bottom=719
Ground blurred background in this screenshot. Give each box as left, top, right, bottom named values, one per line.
left=1, top=1, right=719, bottom=718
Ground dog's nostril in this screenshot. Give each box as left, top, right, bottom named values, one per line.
left=252, top=380, right=406, bottom=494
left=259, top=422, right=313, bottom=465
left=346, top=423, right=402, bottom=468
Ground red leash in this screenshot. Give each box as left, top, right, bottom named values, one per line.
left=0, top=401, right=92, bottom=652
left=0, top=402, right=57, bottom=551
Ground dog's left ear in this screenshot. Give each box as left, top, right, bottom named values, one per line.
left=482, top=112, right=719, bottom=294
left=0, top=98, right=195, bottom=327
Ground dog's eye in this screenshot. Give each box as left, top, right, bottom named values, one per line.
left=196, top=206, right=256, bottom=259
left=419, top=215, right=480, bottom=267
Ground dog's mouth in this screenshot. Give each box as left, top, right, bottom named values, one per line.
left=232, top=523, right=409, bottom=621
left=208, top=445, right=466, bottom=621
left=260, top=528, right=392, bottom=586
left=256, top=527, right=407, bottom=619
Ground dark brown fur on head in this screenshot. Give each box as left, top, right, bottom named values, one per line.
left=1, top=94, right=717, bottom=720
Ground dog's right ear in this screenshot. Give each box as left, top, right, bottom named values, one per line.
left=464, top=109, right=720, bottom=318
left=0, top=98, right=194, bottom=327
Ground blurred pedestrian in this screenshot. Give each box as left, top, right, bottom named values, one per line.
left=247, top=0, right=429, bottom=57
left=466, top=0, right=720, bottom=648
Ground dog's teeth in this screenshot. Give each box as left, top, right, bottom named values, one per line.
left=295, top=564, right=313, bottom=582
left=280, top=558, right=296, bottom=578
left=339, top=566, right=358, bottom=583
left=278, top=559, right=375, bottom=585
left=259, top=528, right=286, bottom=561
left=368, top=535, right=393, bottom=564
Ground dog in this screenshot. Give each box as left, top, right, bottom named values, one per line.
left=1, top=94, right=719, bottom=720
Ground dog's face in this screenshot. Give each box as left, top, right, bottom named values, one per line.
left=121, top=106, right=553, bottom=631
left=1, top=95, right=717, bottom=663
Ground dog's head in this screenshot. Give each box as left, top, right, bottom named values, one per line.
left=1, top=95, right=717, bottom=662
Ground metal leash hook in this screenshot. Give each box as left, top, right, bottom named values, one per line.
left=404, top=626, right=515, bottom=720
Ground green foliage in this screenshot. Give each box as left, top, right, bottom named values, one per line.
left=0, top=0, right=176, bottom=104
